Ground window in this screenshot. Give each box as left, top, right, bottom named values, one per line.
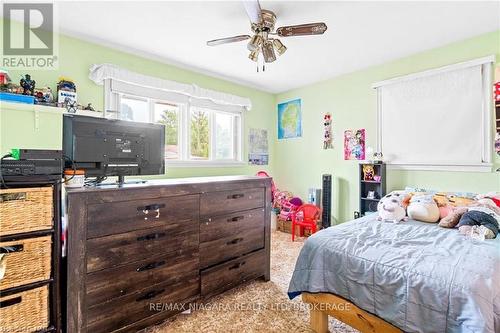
left=155, top=102, right=180, bottom=160
left=108, top=92, right=243, bottom=166
left=373, top=56, right=494, bottom=172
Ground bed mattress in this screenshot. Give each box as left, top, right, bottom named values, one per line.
left=288, top=214, right=500, bottom=333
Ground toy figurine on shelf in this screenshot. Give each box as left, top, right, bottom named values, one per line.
left=83, top=103, right=95, bottom=111
left=57, top=76, right=77, bottom=106
left=0, top=69, right=11, bottom=86
left=362, top=164, right=375, bottom=181
left=20, top=74, right=36, bottom=95
left=42, top=87, right=54, bottom=103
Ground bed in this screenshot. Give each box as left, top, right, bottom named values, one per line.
left=288, top=214, right=500, bottom=333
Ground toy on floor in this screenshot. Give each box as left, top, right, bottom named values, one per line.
left=377, top=191, right=409, bottom=223
left=291, top=204, right=321, bottom=241
left=407, top=194, right=440, bottom=223
left=256, top=170, right=276, bottom=202
left=278, top=197, right=303, bottom=222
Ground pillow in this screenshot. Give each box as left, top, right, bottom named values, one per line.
left=407, top=194, right=440, bottom=223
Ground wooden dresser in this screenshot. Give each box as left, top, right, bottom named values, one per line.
left=66, top=176, right=271, bottom=333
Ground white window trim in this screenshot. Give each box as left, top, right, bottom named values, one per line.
left=104, top=82, right=245, bottom=167
left=373, top=55, right=495, bottom=172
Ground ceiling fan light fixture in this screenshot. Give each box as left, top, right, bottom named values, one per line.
left=247, top=34, right=263, bottom=51
left=262, top=41, right=276, bottom=63
left=249, top=49, right=259, bottom=62
left=272, top=39, right=287, bottom=55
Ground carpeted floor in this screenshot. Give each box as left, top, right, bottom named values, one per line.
left=147, top=231, right=358, bottom=333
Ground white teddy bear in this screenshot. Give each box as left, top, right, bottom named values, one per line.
left=377, top=191, right=408, bottom=223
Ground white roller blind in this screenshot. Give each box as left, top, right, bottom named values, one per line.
left=374, top=56, right=493, bottom=171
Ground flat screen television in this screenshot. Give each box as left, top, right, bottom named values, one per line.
left=63, top=114, right=165, bottom=184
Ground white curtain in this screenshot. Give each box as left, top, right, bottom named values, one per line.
left=374, top=57, right=493, bottom=170
left=89, top=63, right=252, bottom=111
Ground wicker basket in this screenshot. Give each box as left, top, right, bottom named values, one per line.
left=0, top=236, right=52, bottom=290
left=0, top=285, right=49, bottom=332
left=0, top=187, right=53, bottom=236
left=276, top=218, right=318, bottom=237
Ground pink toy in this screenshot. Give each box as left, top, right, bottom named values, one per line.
left=278, top=197, right=303, bottom=221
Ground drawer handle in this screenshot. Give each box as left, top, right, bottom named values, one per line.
left=228, top=261, right=246, bottom=271
left=135, top=289, right=165, bottom=302
left=227, top=237, right=243, bottom=245
left=136, top=260, right=166, bottom=272
left=137, top=204, right=166, bottom=211
left=137, top=232, right=166, bottom=242
left=227, top=216, right=244, bottom=222
left=138, top=204, right=165, bottom=220
left=227, top=193, right=244, bottom=199
left=0, top=192, right=26, bottom=202
left=0, top=245, right=24, bottom=253
left=0, top=296, right=21, bottom=308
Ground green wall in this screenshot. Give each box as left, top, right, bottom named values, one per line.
left=0, top=21, right=276, bottom=178
left=275, top=30, right=500, bottom=224
left=1, top=19, right=499, bottom=224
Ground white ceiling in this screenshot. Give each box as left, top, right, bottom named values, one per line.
left=56, top=1, right=499, bottom=93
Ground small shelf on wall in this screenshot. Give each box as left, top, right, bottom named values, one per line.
left=359, top=162, right=386, bottom=216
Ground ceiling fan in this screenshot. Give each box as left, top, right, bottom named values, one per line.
left=207, top=0, right=327, bottom=70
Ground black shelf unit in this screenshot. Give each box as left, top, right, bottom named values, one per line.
left=359, top=163, right=386, bottom=216
left=1, top=174, right=62, bottom=333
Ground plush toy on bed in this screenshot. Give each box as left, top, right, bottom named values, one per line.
left=438, top=197, right=500, bottom=239
left=377, top=191, right=409, bottom=223
left=407, top=194, right=440, bottom=223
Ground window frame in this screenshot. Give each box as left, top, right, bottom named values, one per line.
left=107, top=88, right=245, bottom=167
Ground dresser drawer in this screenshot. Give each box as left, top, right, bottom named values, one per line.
left=200, top=208, right=264, bottom=243
left=86, top=248, right=199, bottom=307
left=87, top=194, right=199, bottom=238
left=200, top=221, right=264, bottom=268
left=0, top=236, right=51, bottom=290
left=200, top=249, right=265, bottom=298
left=87, top=274, right=199, bottom=333
left=87, top=222, right=198, bottom=273
left=200, top=188, right=264, bottom=217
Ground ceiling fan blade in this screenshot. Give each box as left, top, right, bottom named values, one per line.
left=242, top=0, right=262, bottom=24
left=207, top=35, right=251, bottom=46
left=276, top=23, right=328, bottom=37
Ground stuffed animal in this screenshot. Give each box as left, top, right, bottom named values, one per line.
left=439, top=207, right=468, bottom=228
left=362, top=164, right=375, bottom=181
left=377, top=191, right=409, bottom=223
left=439, top=200, right=500, bottom=239
left=407, top=194, right=440, bottom=223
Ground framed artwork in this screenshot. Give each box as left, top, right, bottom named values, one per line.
left=248, top=128, right=269, bottom=165
left=344, top=129, right=365, bottom=160
left=278, top=99, right=302, bottom=139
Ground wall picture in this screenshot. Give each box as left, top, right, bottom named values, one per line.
left=278, top=99, right=302, bottom=139
left=344, top=129, right=365, bottom=160
left=323, top=113, right=333, bottom=149
left=248, top=128, right=269, bottom=165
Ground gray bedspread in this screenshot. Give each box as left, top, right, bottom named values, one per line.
left=288, top=214, right=500, bottom=333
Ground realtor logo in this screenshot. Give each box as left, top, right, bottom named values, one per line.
left=1, top=2, right=58, bottom=69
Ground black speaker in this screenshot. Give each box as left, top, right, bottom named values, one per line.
left=322, top=174, right=332, bottom=228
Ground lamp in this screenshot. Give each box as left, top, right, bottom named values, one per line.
left=262, top=41, right=276, bottom=63
left=247, top=34, right=263, bottom=51
left=248, top=49, right=259, bottom=62
left=272, top=39, right=287, bottom=55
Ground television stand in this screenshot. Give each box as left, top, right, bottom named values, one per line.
left=115, top=175, right=147, bottom=186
